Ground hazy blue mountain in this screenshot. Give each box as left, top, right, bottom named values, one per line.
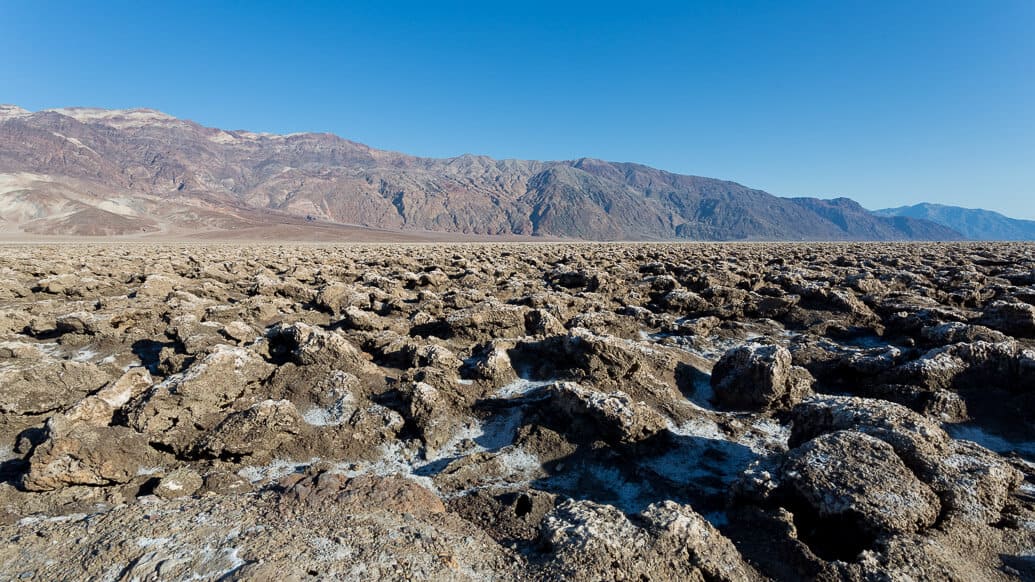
left=875, top=203, right=1035, bottom=241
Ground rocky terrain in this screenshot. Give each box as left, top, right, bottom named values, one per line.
left=0, top=105, right=960, bottom=241
left=1, top=241, right=1035, bottom=580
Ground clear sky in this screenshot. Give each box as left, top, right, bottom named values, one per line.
left=3, top=1, right=1034, bottom=218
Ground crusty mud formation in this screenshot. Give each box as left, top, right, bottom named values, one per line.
left=1, top=242, right=1034, bottom=580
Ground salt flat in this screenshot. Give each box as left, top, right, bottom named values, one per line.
left=0, top=242, right=1034, bottom=580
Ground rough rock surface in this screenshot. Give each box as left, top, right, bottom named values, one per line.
left=545, top=382, right=667, bottom=445
left=0, top=242, right=1034, bottom=581
left=23, top=424, right=166, bottom=491
left=781, top=430, right=941, bottom=537
left=711, top=343, right=813, bottom=410
left=541, top=498, right=761, bottom=581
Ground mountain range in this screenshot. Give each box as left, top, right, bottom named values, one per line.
left=0, top=105, right=969, bottom=241
left=875, top=203, right=1035, bottom=241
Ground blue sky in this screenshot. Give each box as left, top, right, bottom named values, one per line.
left=3, top=1, right=1033, bottom=218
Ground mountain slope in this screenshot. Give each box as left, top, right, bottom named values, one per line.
left=875, top=203, right=1035, bottom=241
left=0, top=105, right=961, bottom=240
left=791, top=197, right=963, bottom=241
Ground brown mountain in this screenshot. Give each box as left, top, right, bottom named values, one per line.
left=0, top=105, right=961, bottom=240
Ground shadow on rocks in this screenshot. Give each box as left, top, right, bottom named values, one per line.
left=130, top=339, right=174, bottom=374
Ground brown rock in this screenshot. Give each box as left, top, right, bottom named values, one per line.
left=546, top=382, right=667, bottom=445
left=711, top=344, right=813, bottom=410
left=23, top=424, right=164, bottom=491
left=155, top=467, right=204, bottom=499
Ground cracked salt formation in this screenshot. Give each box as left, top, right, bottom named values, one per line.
left=0, top=242, right=1034, bottom=580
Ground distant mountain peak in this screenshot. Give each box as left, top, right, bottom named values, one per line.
left=41, top=107, right=181, bottom=129
left=0, top=104, right=30, bottom=119
left=875, top=203, right=1035, bottom=241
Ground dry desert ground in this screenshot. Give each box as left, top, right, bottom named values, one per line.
left=1, top=241, right=1034, bottom=580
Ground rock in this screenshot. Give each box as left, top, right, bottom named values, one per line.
left=201, top=469, right=254, bottom=495
left=60, top=367, right=153, bottom=427
left=891, top=340, right=1023, bottom=392
left=195, top=400, right=303, bottom=461
left=433, top=448, right=547, bottom=493
left=0, top=309, right=31, bottom=335
left=657, top=288, right=711, bottom=314
left=558, top=327, right=690, bottom=408
left=314, top=282, right=353, bottom=315
left=5, top=238, right=1035, bottom=580
left=155, top=468, right=204, bottom=499
left=445, top=302, right=529, bottom=341
left=549, top=269, right=600, bottom=290
left=136, top=274, right=179, bottom=298
left=920, top=322, right=1009, bottom=346
left=546, top=382, right=667, bottom=445
left=467, top=342, right=518, bottom=386
left=409, top=343, right=463, bottom=370
left=749, top=293, right=800, bottom=319
left=525, top=308, right=565, bottom=336
left=267, top=322, right=374, bottom=372
left=781, top=430, right=940, bottom=538
left=221, top=321, right=255, bottom=343
left=640, top=501, right=762, bottom=581
left=168, top=314, right=225, bottom=355
left=0, top=341, right=44, bottom=359
left=789, top=396, right=1022, bottom=524
left=978, top=300, right=1035, bottom=338
left=337, top=305, right=376, bottom=331
left=711, top=344, right=813, bottom=410
left=405, top=382, right=461, bottom=451
left=930, top=439, right=1024, bottom=526
left=862, top=384, right=969, bottom=422
left=22, top=425, right=164, bottom=491
left=281, top=472, right=446, bottom=516
left=789, top=396, right=952, bottom=475
left=125, top=345, right=275, bottom=452
left=0, top=360, right=111, bottom=416
left=541, top=498, right=759, bottom=581
left=55, top=311, right=112, bottom=336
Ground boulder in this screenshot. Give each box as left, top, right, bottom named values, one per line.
left=136, top=274, right=179, bottom=298
left=541, top=499, right=759, bottom=581
left=978, top=300, right=1035, bottom=338
left=790, top=396, right=1022, bottom=524
left=60, top=367, right=153, bottom=427
left=782, top=430, right=940, bottom=538
left=267, top=322, right=374, bottom=372
left=55, top=311, right=113, bottom=337
left=0, top=360, right=111, bottom=416
left=789, top=396, right=952, bottom=475
left=22, top=424, right=164, bottom=491
left=125, top=345, right=274, bottom=452
left=467, top=342, right=518, bottom=386
left=546, top=382, right=667, bottom=446
left=281, top=472, right=445, bottom=516
left=711, top=344, right=813, bottom=410
left=221, top=321, right=256, bottom=344
left=405, top=382, right=461, bottom=451
left=195, top=400, right=303, bottom=461
left=444, top=302, right=529, bottom=341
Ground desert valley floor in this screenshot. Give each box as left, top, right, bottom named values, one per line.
left=1, top=242, right=1035, bottom=580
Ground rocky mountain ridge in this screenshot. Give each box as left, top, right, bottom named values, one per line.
left=876, top=203, right=1035, bottom=241
left=0, top=105, right=961, bottom=240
